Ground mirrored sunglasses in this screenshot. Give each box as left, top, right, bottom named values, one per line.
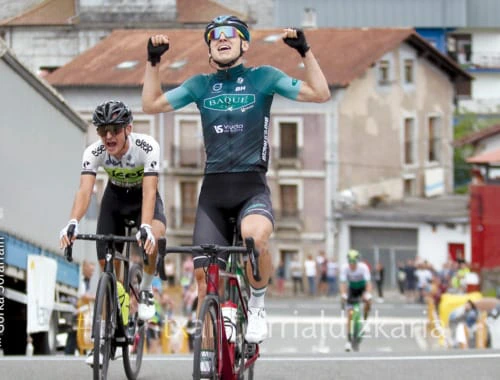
left=96, top=124, right=126, bottom=137
left=207, top=26, right=243, bottom=41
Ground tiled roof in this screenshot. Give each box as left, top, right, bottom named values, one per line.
left=467, top=148, right=500, bottom=164
left=176, top=0, right=249, bottom=24
left=454, top=124, right=500, bottom=147
left=46, top=28, right=471, bottom=88
left=0, top=0, right=77, bottom=26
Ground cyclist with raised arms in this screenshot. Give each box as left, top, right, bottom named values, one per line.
left=142, top=15, right=330, bottom=343
left=59, top=100, right=167, bottom=332
left=339, top=249, right=373, bottom=352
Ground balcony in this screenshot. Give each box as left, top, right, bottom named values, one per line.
left=274, top=209, right=303, bottom=231
left=171, top=145, right=205, bottom=170
left=272, top=147, right=303, bottom=169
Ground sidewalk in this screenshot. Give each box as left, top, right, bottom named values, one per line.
left=268, top=286, right=412, bottom=305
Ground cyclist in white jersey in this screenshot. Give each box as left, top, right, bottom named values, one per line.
left=339, top=249, right=373, bottom=352
left=59, top=101, right=166, bottom=326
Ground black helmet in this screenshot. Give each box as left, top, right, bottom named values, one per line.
left=204, top=15, right=250, bottom=45
left=92, top=100, right=133, bottom=127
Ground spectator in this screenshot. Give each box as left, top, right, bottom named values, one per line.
left=455, top=300, right=479, bottom=349
left=164, top=258, right=176, bottom=287
left=415, top=262, right=433, bottom=303
left=290, top=255, right=304, bottom=296
left=404, top=259, right=417, bottom=302
left=396, top=261, right=406, bottom=296
left=326, top=258, right=338, bottom=297
left=316, top=251, right=328, bottom=296
left=304, top=254, right=317, bottom=296
left=374, top=262, right=385, bottom=302
left=65, top=260, right=96, bottom=355
left=180, top=256, right=194, bottom=293
left=275, top=259, right=286, bottom=296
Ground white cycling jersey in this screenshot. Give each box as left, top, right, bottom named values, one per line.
left=339, top=262, right=371, bottom=290
left=81, top=133, right=160, bottom=188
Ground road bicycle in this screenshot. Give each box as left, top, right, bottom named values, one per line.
left=65, top=221, right=164, bottom=380
left=157, top=231, right=261, bottom=379
left=347, top=296, right=363, bottom=352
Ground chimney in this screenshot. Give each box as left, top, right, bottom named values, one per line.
left=301, top=7, right=317, bottom=29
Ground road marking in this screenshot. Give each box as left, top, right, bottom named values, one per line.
left=7, top=352, right=499, bottom=362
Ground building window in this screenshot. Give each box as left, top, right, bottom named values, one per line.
left=280, top=184, right=299, bottom=218
left=428, top=117, right=441, bottom=163
left=403, top=117, right=416, bottom=165
left=404, top=59, right=414, bottom=84
left=279, top=122, right=298, bottom=159
left=180, top=181, right=197, bottom=226
left=378, top=60, right=390, bottom=84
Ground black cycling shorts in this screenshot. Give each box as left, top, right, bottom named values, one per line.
left=192, top=172, right=274, bottom=270
left=96, top=182, right=167, bottom=260
left=347, top=287, right=366, bottom=305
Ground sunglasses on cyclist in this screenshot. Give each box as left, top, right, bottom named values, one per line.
left=206, top=26, right=243, bottom=42
left=96, top=124, right=126, bottom=137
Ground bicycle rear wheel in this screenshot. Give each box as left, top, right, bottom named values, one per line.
left=193, top=297, right=220, bottom=380
left=123, top=264, right=145, bottom=380
left=93, top=273, right=115, bottom=380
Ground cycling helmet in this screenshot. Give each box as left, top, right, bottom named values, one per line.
left=92, top=100, right=133, bottom=127
left=204, top=15, right=250, bottom=44
left=347, top=249, right=360, bottom=263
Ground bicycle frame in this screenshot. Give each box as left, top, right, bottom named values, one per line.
left=159, top=239, right=260, bottom=380
left=348, top=298, right=363, bottom=352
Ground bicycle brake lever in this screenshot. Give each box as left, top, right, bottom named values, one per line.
left=140, top=229, right=149, bottom=266
left=244, top=237, right=261, bottom=282
left=64, top=224, right=75, bottom=262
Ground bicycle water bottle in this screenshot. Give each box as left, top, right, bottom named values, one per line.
left=221, top=301, right=237, bottom=342
left=117, top=281, right=130, bottom=326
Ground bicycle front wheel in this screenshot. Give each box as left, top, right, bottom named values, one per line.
left=193, top=297, right=220, bottom=380
left=123, top=264, right=145, bottom=380
left=93, top=273, right=115, bottom=380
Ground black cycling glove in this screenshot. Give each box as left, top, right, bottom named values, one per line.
left=147, top=38, right=169, bottom=66
left=283, top=29, right=310, bottom=58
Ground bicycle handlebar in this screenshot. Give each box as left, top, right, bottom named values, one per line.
left=64, top=233, right=166, bottom=264
left=158, top=237, right=261, bottom=282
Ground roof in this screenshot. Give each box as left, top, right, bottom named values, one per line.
left=0, top=0, right=77, bottom=26
left=340, top=195, right=469, bottom=224
left=0, top=37, right=87, bottom=131
left=176, top=0, right=248, bottom=24
left=45, top=28, right=472, bottom=88
left=0, top=0, right=247, bottom=27
left=467, top=148, right=500, bottom=165
left=454, top=124, right=500, bottom=147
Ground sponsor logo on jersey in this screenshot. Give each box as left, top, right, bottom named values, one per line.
left=204, top=94, right=255, bottom=111
left=237, top=77, right=244, bottom=84
left=104, top=166, right=145, bottom=186
left=105, top=156, right=122, bottom=167
left=92, top=145, right=106, bottom=157
left=213, top=124, right=244, bottom=134
left=235, top=86, right=246, bottom=92
left=150, top=161, right=158, bottom=169
left=292, top=78, right=299, bottom=86
left=212, top=83, right=223, bottom=92
left=261, top=117, right=269, bottom=162
left=82, top=161, right=91, bottom=169
left=135, top=139, right=153, bottom=153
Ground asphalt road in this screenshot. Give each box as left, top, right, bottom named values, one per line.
left=1, top=296, right=498, bottom=379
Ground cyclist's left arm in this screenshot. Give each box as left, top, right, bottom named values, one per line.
left=295, top=51, right=331, bottom=103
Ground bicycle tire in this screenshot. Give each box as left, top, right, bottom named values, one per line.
left=351, top=306, right=362, bottom=352
left=93, top=273, right=115, bottom=380
left=123, top=264, right=145, bottom=380
left=193, top=297, right=220, bottom=380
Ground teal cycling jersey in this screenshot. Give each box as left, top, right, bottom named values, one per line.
left=165, top=64, right=302, bottom=174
